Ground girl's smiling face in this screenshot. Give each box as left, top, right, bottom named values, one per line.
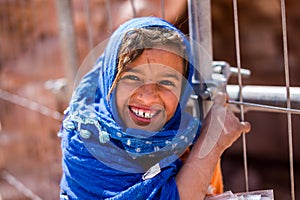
left=115, top=48, right=185, bottom=132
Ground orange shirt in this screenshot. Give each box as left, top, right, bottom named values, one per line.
left=207, top=159, right=223, bottom=195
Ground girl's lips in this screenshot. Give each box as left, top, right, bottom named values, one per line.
left=128, top=106, right=160, bottom=125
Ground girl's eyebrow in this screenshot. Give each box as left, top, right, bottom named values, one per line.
left=125, top=61, right=182, bottom=81
left=160, top=72, right=181, bottom=81
left=147, top=58, right=181, bottom=81
left=124, top=67, right=143, bottom=74
left=124, top=68, right=181, bottom=83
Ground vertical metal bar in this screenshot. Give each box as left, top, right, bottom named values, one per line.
left=280, top=0, right=295, bottom=199
left=160, top=0, right=165, bottom=19
left=105, top=0, right=113, bottom=34
left=84, top=0, right=94, bottom=51
left=55, top=0, right=79, bottom=97
left=188, top=0, right=213, bottom=120
left=188, top=0, right=213, bottom=80
left=9, top=0, right=17, bottom=60
left=29, top=0, right=38, bottom=79
left=130, top=0, right=137, bottom=18
left=18, top=0, right=26, bottom=50
left=233, top=0, right=249, bottom=192
left=0, top=0, right=8, bottom=63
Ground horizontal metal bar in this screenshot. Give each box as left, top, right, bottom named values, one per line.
left=227, top=85, right=300, bottom=110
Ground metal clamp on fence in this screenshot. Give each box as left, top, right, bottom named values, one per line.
left=194, top=60, right=300, bottom=115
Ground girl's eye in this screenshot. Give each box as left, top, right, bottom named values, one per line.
left=159, top=80, right=175, bottom=87
left=121, top=75, right=140, bottom=81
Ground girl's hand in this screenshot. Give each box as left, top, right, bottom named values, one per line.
left=198, top=92, right=251, bottom=158
left=176, top=92, right=251, bottom=200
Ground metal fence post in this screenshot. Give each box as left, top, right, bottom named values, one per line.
left=55, top=0, right=79, bottom=97
left=188, top=0, right=213, bottom=120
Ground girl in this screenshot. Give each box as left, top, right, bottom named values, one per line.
left=59, top=17, right=250, bottom=200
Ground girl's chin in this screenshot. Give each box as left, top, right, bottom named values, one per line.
left=128, top=123, right=163, bottom=132
left=124, top=119, right=165, bottom=132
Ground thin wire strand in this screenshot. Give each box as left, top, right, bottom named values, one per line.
left=228, top=100, right=300, bottom=115
left=280, top=0, right=295, bottom=199
left=0, top=89, right=63, bottom=121
left=1, top=171, right=42, bottom=200
left=233, top=0, right=249, bottom=192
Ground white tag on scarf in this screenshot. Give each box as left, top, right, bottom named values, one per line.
left=142, top=163, right=161, bottom=180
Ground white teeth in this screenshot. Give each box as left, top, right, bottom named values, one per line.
left=131, top=107, right=155, bottom=119
left=138, top=110, right=143, bottom=117
left=145, top=112, right=150, bottom=118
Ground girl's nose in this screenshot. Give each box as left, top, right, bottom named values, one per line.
left=135, top=83, right=159, bottom=103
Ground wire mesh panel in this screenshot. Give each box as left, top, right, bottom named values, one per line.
left=211, top=1, right=300, bottom=199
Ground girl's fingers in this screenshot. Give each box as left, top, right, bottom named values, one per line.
left=213, top=92, right=228, bottom=107
left=241, top=121, right=251, bottom=133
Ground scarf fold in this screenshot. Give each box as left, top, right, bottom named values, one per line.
left=59, top=16, right=201, bottom=200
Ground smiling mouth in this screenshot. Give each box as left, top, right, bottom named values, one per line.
left=129, top=106, right=160, bottom=119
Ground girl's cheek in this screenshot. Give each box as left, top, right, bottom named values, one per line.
left=159, top=87, right=180, bottom=120
left=159, top=86, right=181, bottom=102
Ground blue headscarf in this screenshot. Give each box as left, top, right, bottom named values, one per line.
left=59, top=17, right=201, bottom=200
